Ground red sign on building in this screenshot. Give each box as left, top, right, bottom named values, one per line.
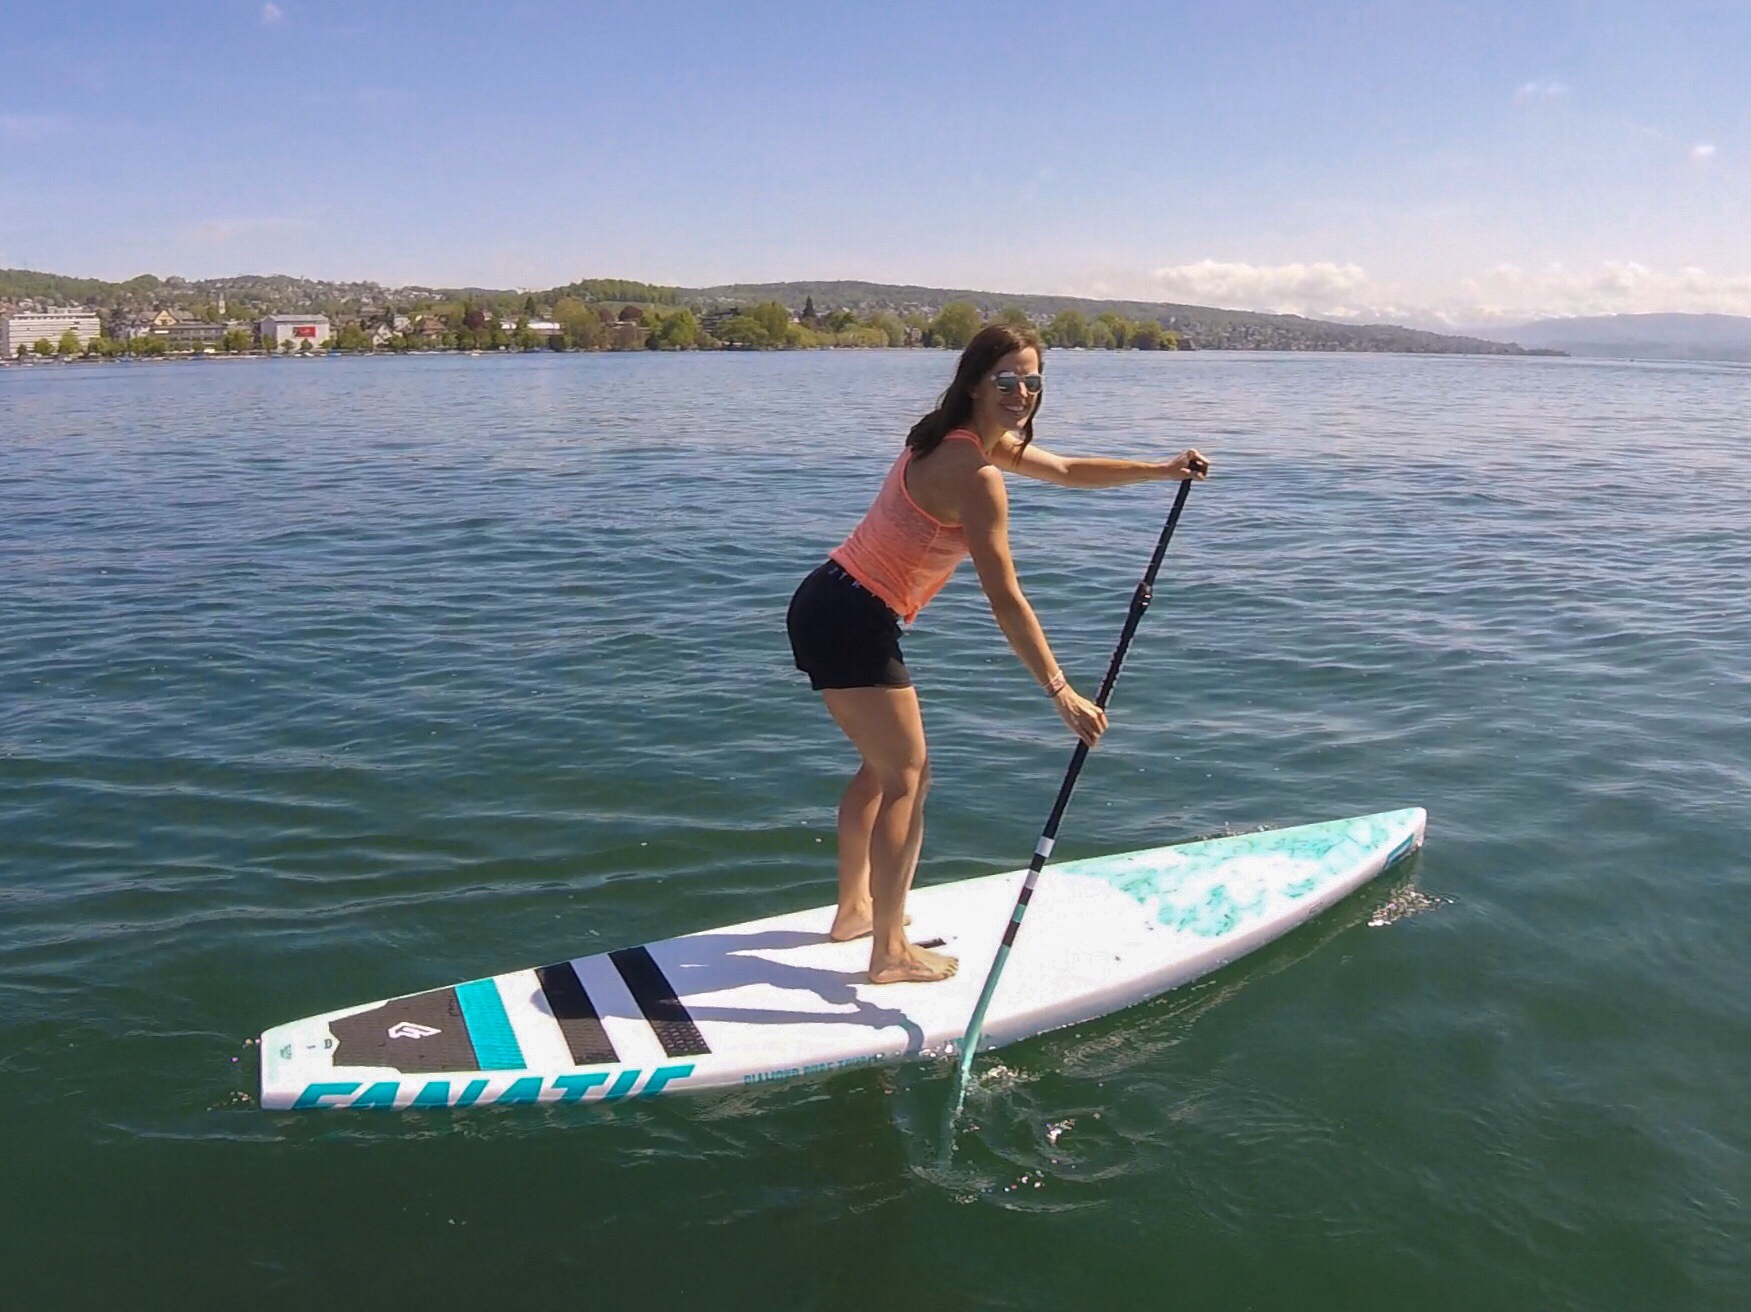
left=293, top=325, right=317, bottom=338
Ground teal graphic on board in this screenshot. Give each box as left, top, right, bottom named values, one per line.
left=1056, top=810, right=1420, bottom=936
left=292, top=1064, right=697, bottom=1109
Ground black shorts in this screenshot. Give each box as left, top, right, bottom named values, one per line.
left=786, top=560, right=912, bottom=691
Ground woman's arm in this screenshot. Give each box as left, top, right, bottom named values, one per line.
left=999, top=437, right=1209, bottom=489
left=960, top=465, right=1107, bottom=746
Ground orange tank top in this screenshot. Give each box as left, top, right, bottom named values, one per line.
left=829, top=429, right=986, bottom=624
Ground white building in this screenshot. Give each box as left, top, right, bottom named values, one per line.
left=163, top=320, right=230, bottom=350
left=259, top=314, right=332, bottom=349
left=2, top=308, right=101, bottom=357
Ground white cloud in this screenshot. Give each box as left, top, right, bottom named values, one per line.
left=1690, top=143, right=1717, bottom=161
left=261, top=3, right=284, bottom=26
left=1514, top=79, right=1570, bottom=105
left=1143, top=260, right=1374, bottom=318
left=1091, top=259, right=1751, bottom=328
left=1449, top=261, right=1751, bottom=323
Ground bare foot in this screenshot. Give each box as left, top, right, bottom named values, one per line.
left=829, top=904, right=909, bottom=942
left=867, top=942, right=958, bottom=984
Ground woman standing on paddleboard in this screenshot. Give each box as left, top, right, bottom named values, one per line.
left=787, top=322, right=1209, bottom=984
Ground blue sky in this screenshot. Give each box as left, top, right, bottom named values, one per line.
left=1, top=1, right=1745, bottom=325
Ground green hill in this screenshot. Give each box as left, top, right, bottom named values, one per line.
left=689, top=279, right=1544, bottom=354
left=2, top=266, right=1552, bottom=356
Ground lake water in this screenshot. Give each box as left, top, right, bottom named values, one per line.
left=2, top=349, right=1747, bottom=1308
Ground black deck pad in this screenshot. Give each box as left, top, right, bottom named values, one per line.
left=609, top=946, right=711, bottom=1058
left=534, top=961, right=620, bottom=1066
left=331, top=987, right=482, bottom=1074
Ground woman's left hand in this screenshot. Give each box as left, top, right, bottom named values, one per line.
left=1158, top=449, right=1210, bottom=481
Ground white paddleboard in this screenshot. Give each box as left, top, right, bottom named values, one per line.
left=260, top=807, right=1425, bottom=1110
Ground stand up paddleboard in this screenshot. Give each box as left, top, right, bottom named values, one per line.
left=260, top=807, right=1425, bottom=1110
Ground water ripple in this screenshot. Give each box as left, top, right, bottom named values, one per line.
left=3, top=351, right=1747, bottom=1307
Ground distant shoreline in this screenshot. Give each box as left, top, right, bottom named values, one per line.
left=3, top=268, right=1561, bottom=358
left=0, top=345, right=1628, bottom=371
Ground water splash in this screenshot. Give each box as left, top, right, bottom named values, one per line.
left=1368, top=886, right=1449, bottom=927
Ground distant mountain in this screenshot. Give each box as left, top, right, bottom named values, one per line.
left=1495, top=313, right=1751, bottom=363
left=689, top=279, right=1551, bottom=356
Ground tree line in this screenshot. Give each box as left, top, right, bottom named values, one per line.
left=6, top=266, right=1555, bottom=357
left=15, top=296, right=1189, bottom=360
left=15, top=328, right=257, bottom=359
left=299, top=296, right=1190, bottom=355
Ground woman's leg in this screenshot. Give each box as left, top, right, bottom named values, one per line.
left=829, top=762, right=920, bottom=942
left=829, top=763, right=880, bottom=940
left=821, top=686, right=957, bottom=983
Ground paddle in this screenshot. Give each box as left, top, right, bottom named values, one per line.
left=952, top=454, right=1207, bottom=1105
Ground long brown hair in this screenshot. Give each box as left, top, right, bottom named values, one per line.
left=905, top=322, right=1045, bottom=459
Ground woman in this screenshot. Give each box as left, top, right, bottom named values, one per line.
left=787, top=323, right=1208, bottom=984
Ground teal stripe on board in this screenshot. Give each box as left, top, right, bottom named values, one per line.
left=454, top=978, right=525, bottom=1070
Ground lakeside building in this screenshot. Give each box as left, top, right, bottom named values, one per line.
left=259, top=314, right=332, bottom=349
left=498, top=317, right=564, bottom=335
left=116, top=308, right=191, bottom=342
left=163, top=321, right=230, bottom=350
left=2, top=308, right=101, bottom=357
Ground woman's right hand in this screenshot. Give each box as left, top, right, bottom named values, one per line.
left=1052, top=685, right=1108, bottom=746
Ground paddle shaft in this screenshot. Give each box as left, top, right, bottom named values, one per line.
left=955, top=466, right=1203, bottom=1085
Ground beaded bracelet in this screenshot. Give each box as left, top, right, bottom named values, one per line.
left=1044, top=672, right=1068, bottom=697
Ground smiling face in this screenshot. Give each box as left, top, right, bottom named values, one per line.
left=969, top=345, right=1043, bottom=437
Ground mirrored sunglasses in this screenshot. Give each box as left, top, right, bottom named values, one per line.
left=992, top=371, right=1043, bottom=395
